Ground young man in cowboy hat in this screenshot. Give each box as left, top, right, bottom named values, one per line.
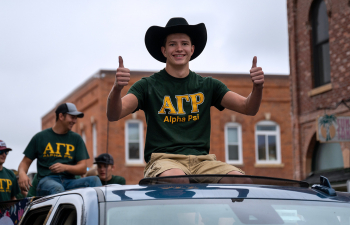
left=107, top=18, right=264, bottom=181
left=18, top=102, right=102, bottom=196
left=0, top=140, right=20, bottom=201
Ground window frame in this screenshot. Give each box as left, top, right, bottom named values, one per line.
left=51, top=204, right=77, bottom=225
left=255, top=120, right=281, bottom=164
left=125, top=119, right=144, bottom=164
left=224, top=122, right=243, bottom=165
left=92, top=123, right=97, bottom=158
left=310, top=0, right=331, bottom=88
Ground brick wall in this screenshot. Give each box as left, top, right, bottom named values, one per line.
left=287, top=0, right=350, bottom=179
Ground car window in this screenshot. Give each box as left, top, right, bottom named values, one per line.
left=107, top=199, right=350, bottom=225
left=51, top=204, right=77, bottom=225
left=21, top=206, right=52, bottom=225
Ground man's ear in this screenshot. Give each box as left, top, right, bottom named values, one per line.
left=161, top=46, right=167, bottom=58
left=190, top=45, right=195, bottom=56
left=111, top=165, right=115, bottom=171
left=59, top=113, right=65, bottom=121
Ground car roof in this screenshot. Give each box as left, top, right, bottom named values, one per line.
left=93, top=183, right=350, bottom=203
left=30, top=175, right=350, bottom=204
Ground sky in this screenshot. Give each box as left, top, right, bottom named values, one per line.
left=0, top=0, right=289, bottom=173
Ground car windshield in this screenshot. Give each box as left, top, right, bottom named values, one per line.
left=107, top=199, right=350, bottom=225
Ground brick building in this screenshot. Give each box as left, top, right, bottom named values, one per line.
left=42, top=70, right=292, bottom=184
left=287, top=0, right=350, bottom=190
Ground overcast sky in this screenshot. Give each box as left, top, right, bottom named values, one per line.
left=0, top=0, right=289, bottom=173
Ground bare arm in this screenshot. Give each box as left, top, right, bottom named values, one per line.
left=18, top=156, right=33, bottom=191
left=221, top=56, right=264, bottom=116
left=49, top=159, right=88, bottom=175
left=107, top=56, right=138, bottom=121
left=107, top=90, right=138, bottom=121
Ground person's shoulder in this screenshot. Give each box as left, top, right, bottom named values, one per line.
left=190, top=70, right=207, bottom=78
left=2, top=167, right=17, bottom=179
left=33, top=128, right=52, bottom=137
left=68, top=130, right=82, bottom=137
left=130, top=70, right=161, bottom=89
left=112, top=175, right=126, bottom=183
left=190, top=70, right=214, bottom=82
left=139, top=70, right=162, bottom=82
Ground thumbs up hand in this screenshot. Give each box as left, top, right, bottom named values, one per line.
left=115, top=56, right=131, bottom=90
left=249, top=56, right=264, bottom=87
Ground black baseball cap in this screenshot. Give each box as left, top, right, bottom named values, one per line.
left=55, top=102, right=84, bottom=118
left=94, top=153, right=114, bottom=165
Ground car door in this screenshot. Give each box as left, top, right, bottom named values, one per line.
left=45, top=194, right=84, bottom=225
left=19, top=196, right=60, bottom=225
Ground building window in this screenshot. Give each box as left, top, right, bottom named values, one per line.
left=92, top=123, right=97, bottom=158
left=255, top=121, right=281, bottom=164
left=311, top=0, right=331, bottom=88
left=225, top=122, right=243, bottom=164
left=81, top=130, right=86, bottom=143
left=312, top=142, right=343, bottom=172
left=125, top=120, right=144, bottom=164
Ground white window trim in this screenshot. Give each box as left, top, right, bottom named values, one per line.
left=255, top=120, right=281, bottom=164
left=224, top=122, right=243, bottom=165
left=92, top=123, right=97, bottom=158
left=125, top=120, right=144, bottom=164
left=81, top=130, right=86, bottom=143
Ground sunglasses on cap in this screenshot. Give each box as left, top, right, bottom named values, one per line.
left=0, top=150, right=9, bottom=155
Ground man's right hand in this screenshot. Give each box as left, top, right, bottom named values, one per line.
left=18, top=173, right=32, bottom=192
left=115, top=56, right=131, bottom=90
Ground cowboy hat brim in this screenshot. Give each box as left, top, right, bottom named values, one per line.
left=145, top=23, right=207, bottom=63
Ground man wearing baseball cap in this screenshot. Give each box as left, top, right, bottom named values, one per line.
left=18, top=102, right=102, bottom=196
left=0, top=140, right=20, bottom=201
left=94, top=153, right=125, bottom=185
left=107, top=17, right=264, bottom=181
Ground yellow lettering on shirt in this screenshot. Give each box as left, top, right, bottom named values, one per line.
left=175, top=95, right=190, bottom=114
left=158, top=96, right=177, bottom=115
left=5, top=179, right=12, bottom=191
left=164, top=116, right=170, bottom=122
left=65, top=144, right=75, bottom=157
left=56, top=143, right=66, bottom=154
left=0, top=179, right=12, bottom=192
left=0, top=179, right=4, bottom=190
left=189, top=93, right=204, bottom=113
left=43, top=143, right=55, bottom=155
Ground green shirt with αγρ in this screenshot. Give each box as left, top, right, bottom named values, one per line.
left=99, top=175, right=126, bottom=185
left=127, top=69, right=230, bottom=163
left=24, top=128, right=89, bottom=181
left=0, top=167, right=20, bottom=201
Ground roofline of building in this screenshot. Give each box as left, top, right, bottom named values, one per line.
left=42, top=69, right=290, bottom=119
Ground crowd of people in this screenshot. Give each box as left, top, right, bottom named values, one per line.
left=0, top=104, right=125, bottom=202
left=1, top=17, right=264, bottom=202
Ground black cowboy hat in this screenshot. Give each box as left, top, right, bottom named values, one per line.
left=145, top=17, right=207, bottom=63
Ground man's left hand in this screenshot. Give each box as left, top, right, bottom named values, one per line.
left=49, top=163, right=67, bottom=173
left=250, top=56, right=264, bottom=87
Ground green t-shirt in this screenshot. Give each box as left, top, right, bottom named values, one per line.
left=127, top=69, right=230, bottom=162
left=0, top=167, right=20, bottom=201
left=99, top=175, right=126, bottom=185
left=24, top=128, right=89, bottom=181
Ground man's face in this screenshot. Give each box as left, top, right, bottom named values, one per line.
left=0, top=150, right=9, bottom=165
left=97, top=163, right=114, bottom=181
left=60, top=113, right=78, bottom=130
left=161, top=33, right=194, bottom=67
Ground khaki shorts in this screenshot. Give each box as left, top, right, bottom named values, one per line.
left=144, top=153, right=245, bottom=178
